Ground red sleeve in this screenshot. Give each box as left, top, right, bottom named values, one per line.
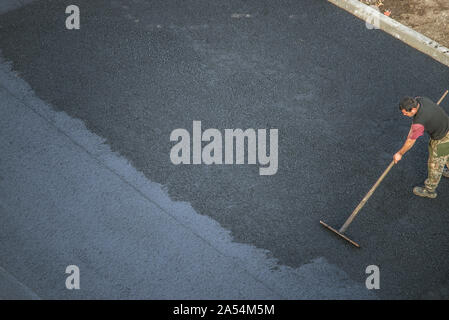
left=408, top=124, right=424, bottom=140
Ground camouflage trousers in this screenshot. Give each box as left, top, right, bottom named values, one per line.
left=424, top=130, right=449, bottom=192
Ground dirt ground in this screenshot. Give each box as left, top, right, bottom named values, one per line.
left=360, top=0, right=449, bottom=48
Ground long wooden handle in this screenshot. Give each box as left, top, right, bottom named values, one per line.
left=437, top=90, right=448, bottom=105
left=339, top=160, right=395, bottom=233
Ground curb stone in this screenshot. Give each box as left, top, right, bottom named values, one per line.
left=328, top=0, right=449, bottom=68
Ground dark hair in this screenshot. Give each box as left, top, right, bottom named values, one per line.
left=399, top=97, right=418, bottom=112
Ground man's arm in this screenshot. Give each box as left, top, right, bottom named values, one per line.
left=393, top=124, right=422, bottom=163
left=394, top=138, right=416, bottom=163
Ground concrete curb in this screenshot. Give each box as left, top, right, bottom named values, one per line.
left=328, top=0, right=449, bottom=68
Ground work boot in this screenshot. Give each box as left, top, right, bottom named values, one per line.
left=413, top=186, right=437, bottom=199
left=443, top=168, right=449, bottom=178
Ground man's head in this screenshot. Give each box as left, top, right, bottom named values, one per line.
left=399, top=96, right=419, bottom=117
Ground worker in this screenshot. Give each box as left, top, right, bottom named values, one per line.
left=394, top=96, right=449, bottom=198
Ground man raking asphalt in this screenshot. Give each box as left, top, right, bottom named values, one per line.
left=320, top=90, right=449, bottom=248
left=395, top=90, right=449, bottom=198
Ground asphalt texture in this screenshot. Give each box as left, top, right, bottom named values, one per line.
left=1, top=0, right=449, bottom=299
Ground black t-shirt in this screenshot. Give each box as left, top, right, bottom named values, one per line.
left=413, top=96, right=449, bottom=140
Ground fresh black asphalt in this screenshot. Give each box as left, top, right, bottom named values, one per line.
left=1, top=0, right=449, bottom=298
